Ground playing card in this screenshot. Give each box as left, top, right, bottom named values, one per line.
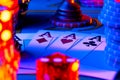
left=66, top=34, right=105, bottom=60
left=91, top=33, right=106, bottom=42
left=44, top=31, right=88, bottom=56
left=15, top=33, right=36, bottom=51
left=25, top=30, right=65, bottom=58
left=81, top=41, right=111, bottom=70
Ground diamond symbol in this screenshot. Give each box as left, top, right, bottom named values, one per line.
left=37, top=38, right=47, bottom=43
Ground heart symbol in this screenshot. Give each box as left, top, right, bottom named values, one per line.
left=61, top=39, right=73, bottom=44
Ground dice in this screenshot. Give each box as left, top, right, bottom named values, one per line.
left=36, top=52, right=80, bottom=80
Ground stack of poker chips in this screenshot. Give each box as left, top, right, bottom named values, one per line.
left=98, top=0, right=120, bottom=68
left=0, top=5, right=20, bottom=80
left=79, top=0, right=103, bottom=8
left=52, top=0, right=92, bottom=28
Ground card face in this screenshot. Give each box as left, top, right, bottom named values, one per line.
left=25, top=30, right=65, bottom=57
left=44, top=32, right=88, bottom=56
left=81, top=41, right=110, bottom=70
left=15, top=33, right=36, bottom=51
left=66, top=34, right=105, bottom=60
left=91, top=33, right=106, bottom=42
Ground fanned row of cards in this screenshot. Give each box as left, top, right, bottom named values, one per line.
left=24, top=30, right=106, bottom=60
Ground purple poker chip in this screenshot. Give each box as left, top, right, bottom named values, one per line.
left=52, top=14, right=92, bottom=28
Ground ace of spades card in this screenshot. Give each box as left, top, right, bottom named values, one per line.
left=25, top=30, right=65, bottom=58
left=66, top=34, right=105, bottom=60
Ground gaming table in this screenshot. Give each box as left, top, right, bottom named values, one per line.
left=16, top=0, right=119, bottom=80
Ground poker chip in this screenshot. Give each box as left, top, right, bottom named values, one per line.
left=105, top=0, right=120, bottom=7
left=79, top=0, right=103, bottom=7
left=105, top=48, right=120, bottom=60
left=103, top=4, right=120, bottom=12
left=105, top=54, right=120, bottom=69
left=106, top=32, right=120, bottom=41
left=105, top=46, right=120, bottom=57
left=81, top=4, right=103, bottom=8
left=99, top=17, right=120, bottom=28
left=105, top=36, right=120, bottom=46
left=51, top=0, right=94, bottom=28
left=107, top=42, right=120, bottom=51
left=51, top=15, right=91, bottom=28
left=103, top=0, right=120, bottom=9
left=102, top=7, right=120, bottom=17
left=105, top=27, right=120, bottom=36
left=105, top=50, right=120, bottom=68
left=99, top=0, right=120, bottom=69
left=107, top=41, right=120, bottom=50
left=99, top=11, right=120, bottom=23
left=99, top=1, right=120, bottom=23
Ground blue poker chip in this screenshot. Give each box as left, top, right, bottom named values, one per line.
left=105, top=46, right=120, bottom=57
left=104, top=0, right=120, bottom=8
left=51, top=19, right=90, bottom=28
left=105, top=26, right=120, bottom=33
left=103, top=3, right=120, bottom=12
left=105, top=53, right=120, bottom=68
left=101, top=6, right=120, bottom=18
left=102, top=5, right=120, bottom=16
left=105, top=32, right=120, bottom=41
left=106, top=39, right=120, bottom=50
left=80, top=0, right=103, bottom=7
left=105, top=36, right=120, bottom=45
left=106, top=34, right=120, bottom=42
left=107, top=42, right=120, bottom=51
left=98, top=15, right=120, bottom=28
left=105, top=53, right=120, bottom=61
left=81, top=4, right=103, bottom=8
left=105, top=26, right=120, bottom=36
left=105, top=49, right=120, bottom=66
left=100, top=11, right=120, bottom=22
